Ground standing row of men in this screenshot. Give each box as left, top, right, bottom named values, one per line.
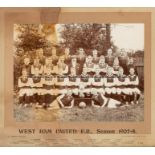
left=20, top=48, right=135, bottom=76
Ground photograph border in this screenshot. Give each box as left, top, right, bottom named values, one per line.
left=0, top=8, right=153, bottom=146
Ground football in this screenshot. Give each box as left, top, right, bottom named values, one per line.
left=79, top=102, right=87, bottom=108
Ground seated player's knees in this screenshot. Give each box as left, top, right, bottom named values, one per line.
left=105, top=88, right=108, bottom=91
left=42, top=90, right=46, bottom=95
left=111, top=88, right=116, bottom=94
left=72, top=89, right=78, bottom=95
left=100, top=88, right=105, bottom=94
left=105, top=88, right=111, bottom=94
left=102, top=89, right=105, bottom=95
left=126, top=88, right=132, bottom=95
left=37, top=91, right=41, bottom=95
left=91, top=88, right=95, bottom=92
left=135, top=88, right=140, bottom=94
left=40, top=92, right=44, bottom=96
left=62, top=89, right=67, bottom=94
left=137, top=89, right=141, bottom=94
left=123, top=89, right=129, bottom=94
left=32, top=90, right=37, bottom=94
left=86, top=89, right=91, bottom=93
left=54, top=91, right=58, bottom=95
left=95, top=89, right=100, bottom=93
left=29, top=92, right=33, bottom=96
left=24, top=90, right=30, bottom=96
left=54, top=89, right=57, bottom=93
left=117, top=88, right=121, bottom=94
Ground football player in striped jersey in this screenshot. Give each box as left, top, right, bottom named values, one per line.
left=80, top=67, right=91, bottom=93
left=113, top=57, right=120, bottom=76
left=127, top=67, right=140, bottom=104
left=31, top=57, right=43, bottom=76
left=43, top=67, right=57, bottom=109
left=55, top=71, right=68, bottom=95
left=116, top=67, right=129, bottom=105
left=43, top=57, right=55, bottom=75
left=31, top=67, right=44, bottom=108
left=67, top=67, right=80, bottom=95
left=104, top=66, right=117, bottom=100
left=91, top=67, right=104, bottom=94
left=96, top=56, right=108, bottom=76
left=21, top=56, right=31, bottom=77
left=18, top=69, right=33, bottom=107
left=55, top=56, right=69, bottom=75
left=83, top=55, right=96, bottom=76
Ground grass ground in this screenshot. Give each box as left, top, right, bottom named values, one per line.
left=14, top=94, right=144, bottom=122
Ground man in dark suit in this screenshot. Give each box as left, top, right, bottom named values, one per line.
left=68, top=55, right=81, bottom=75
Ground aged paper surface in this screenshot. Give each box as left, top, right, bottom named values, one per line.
left=0, top=7, right=154, bottom=146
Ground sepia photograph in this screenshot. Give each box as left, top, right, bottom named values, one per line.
left=0, top=6, right=153, bottom=146
left=13, top=23, right=144, bottom=122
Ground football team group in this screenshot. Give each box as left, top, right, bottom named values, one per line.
left=17, top=47, right=141, bottom=110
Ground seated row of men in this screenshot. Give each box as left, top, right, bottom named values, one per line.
left=18, top=65, right=140, bottom=109
left=21, top=48, right=134, bottom=77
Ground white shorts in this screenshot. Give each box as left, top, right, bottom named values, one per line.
left=80, top=82, right=89, bottom=88
left=91, top=87, right=105, bottom=94
left=55, top=89, right=67, bottom=95
left=81, top=88, right=91, bottom=93
left=19, top=88, right=33, bottom=96
left=116, top=88, right=123, bottom=94
left=122, top=88, right=132, bottom=95
left=43, top=89, right=55, bottom=95
left=105, top=87, right=116, bottom=94
left=117, top=88, right=129, bottom=94
left=133, top=88, right=141, bottom=94
left=125, top=88, right=140, bottom=95
left=32, top=88, right=44, bottom=95
left=72, top=88, right=79, bottom=95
